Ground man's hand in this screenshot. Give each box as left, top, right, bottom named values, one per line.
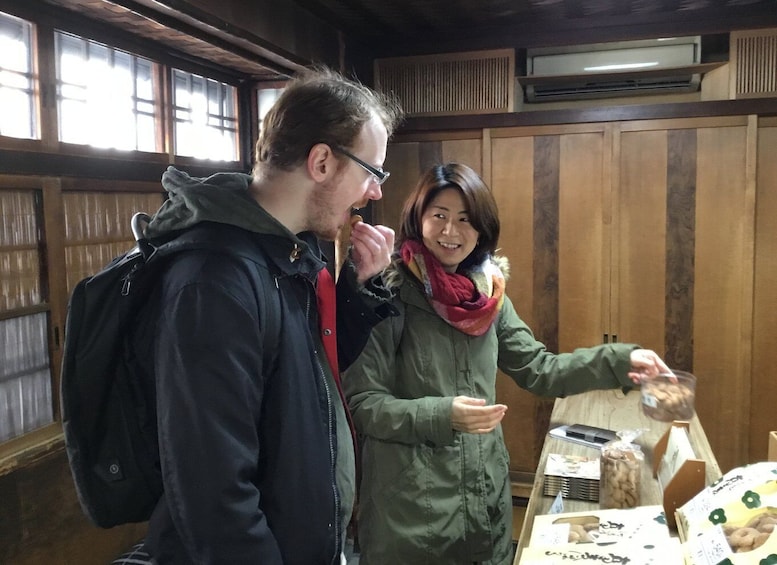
left=350, top=219, right=395, bottom=284
left=451, top=396, right=507, bottom=434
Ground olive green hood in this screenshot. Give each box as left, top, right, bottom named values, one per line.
left=144, top=166, right=296, bottom=242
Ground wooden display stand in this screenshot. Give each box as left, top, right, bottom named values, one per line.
left=652, top=421, right=706, bottom=529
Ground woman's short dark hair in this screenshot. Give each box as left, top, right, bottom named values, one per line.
left=398, top=163, right=500, bottom=268
left=253, top=66, right=402, bottom=175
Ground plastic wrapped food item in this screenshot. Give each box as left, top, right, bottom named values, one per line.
left=640, top=370, right=696, bottom=421
left=600, top=429, right=645, bottom=509
left=677, top=461, right=777, bottom=563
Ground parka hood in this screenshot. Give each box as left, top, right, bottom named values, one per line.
left=144, top=166, right=297, bottom=242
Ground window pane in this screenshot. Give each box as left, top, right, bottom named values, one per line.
left=135, top=58, right=153, bottom=100
left=0, top=190, right=41, bottom=308
left=55, top=31, right=160, bottom=152
left=0, top=11, right=36, bottom=139
left=172, top=68, right=238, bottom=161
left=0, top=314, right=52, bottom=442
left=257, top=86, right=285, bottom=132
left=60, top=98, right=88, bottom=145
left=137, top=115, right=156, bottom=152
left=137, top=100, right=154, bottom=114
left=0, top=87, right=33, bottom=139
left=0, top=189, right=51, bottom=443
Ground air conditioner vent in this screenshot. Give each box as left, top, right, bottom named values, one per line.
left=527, top=74, right=701, bottom=102
left=522, top=36, right=704, bottom=102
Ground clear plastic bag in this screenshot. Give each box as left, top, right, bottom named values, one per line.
left=600, top=429, right=645, bottom=509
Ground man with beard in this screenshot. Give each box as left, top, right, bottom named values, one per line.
left=134, top=66, right=403, bottom=565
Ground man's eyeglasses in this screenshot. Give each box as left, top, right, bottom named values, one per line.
left=333, top=146, right=390, bottom=185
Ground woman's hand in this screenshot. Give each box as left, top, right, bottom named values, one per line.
left=628, top=349, right=672, bottom=384
left=451, top=396, right=507, bottom=434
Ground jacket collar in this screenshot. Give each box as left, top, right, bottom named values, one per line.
left=260, top=231, right=327, bottom=282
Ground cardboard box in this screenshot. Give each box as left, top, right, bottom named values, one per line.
left=682, top=508, right=777, bottom=565
left=529, top=504, right=673, bottom=547
left=522, top=504, right=682, bottom=564
left=769, top=431, right=777, bottom=462
left=520, top=537, right=684, bottom=565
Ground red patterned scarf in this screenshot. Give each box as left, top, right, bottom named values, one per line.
left=400, top=239, right=505, bottom=336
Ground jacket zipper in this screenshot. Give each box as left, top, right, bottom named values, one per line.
left=305, top=278, right=341, bottom=565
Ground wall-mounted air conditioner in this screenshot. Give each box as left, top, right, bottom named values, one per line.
left=522, top=36, right=704, bottom=102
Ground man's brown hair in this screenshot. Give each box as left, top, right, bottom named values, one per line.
left=253, top=66, right=402, bottom=175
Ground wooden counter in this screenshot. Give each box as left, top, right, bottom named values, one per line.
left=513, top=388, right=722, bottom=564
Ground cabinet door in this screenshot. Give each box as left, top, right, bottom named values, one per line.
left=615, top=128, right=671, bottom=356
left=752, top=119, right=777, bottom=464
left=616, top=119, right=754, bottom=472
left=491, top=134, right=546, bottom=475
left=491, top=127, right=609, bottom=474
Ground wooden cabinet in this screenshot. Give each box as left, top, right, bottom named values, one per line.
left=614, top=118, right=754, bottom=473
left=380, top=113, right=774, bottom=479
left=752, top=118, right=777, bottom=465
left=490, top=126, right=611, bottom=474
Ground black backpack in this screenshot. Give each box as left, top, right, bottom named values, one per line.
left=60, top=212, right=280, bottom=528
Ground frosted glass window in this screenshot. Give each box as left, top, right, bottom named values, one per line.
left=55, top=31, right=159, bottom=152
left=0, top=11, right=37, bottom=139
left=172, top=68, right=238, bottom=161
left=0, top=189, right=52, bottom=443
left=0, top=314, right=53, bottom=442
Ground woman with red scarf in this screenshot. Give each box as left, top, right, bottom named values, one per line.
left=342, top=163, right=670, bottom=565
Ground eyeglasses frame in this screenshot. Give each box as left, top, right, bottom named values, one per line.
left=333, top=146, right=390, bottom=185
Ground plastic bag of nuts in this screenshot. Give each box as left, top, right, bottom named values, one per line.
left=600, top=429, right=645, bottom=509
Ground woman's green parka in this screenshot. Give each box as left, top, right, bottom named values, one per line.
left=343, top=260, right=638, bottom=564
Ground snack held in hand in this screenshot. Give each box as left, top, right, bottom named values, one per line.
left=350, top=214, right=363, bottom=227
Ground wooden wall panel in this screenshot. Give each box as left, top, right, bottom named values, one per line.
left=419, top=141, right=443, bottom=173
left=377, top=142, right=422, bottom=227
left=532, top=136, right=560, bottom=353
left=491, top=136, right=546, bottom=474
left=617, top=130, right=668, bottom=352
left=694, top=125, right=750, bottom=472
left=751, top=124, right=777, bottom=463
left=558, top=132, right=606, bottom=350
left=664, top=129, right=697, bottom=371
left=0, top=451, right=146, bottom=565
left=491, top=137, right=535, bottom=328
left=441, top=139, right=483, bottom=175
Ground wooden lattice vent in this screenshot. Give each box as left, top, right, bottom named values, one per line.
left=731, top=28, right=777, bottom=99
left=374, top=49, right=515, bottom=117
